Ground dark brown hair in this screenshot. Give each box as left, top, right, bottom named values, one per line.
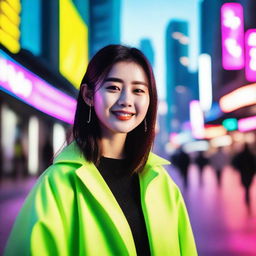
left=73, top=44, right=158, bottom=173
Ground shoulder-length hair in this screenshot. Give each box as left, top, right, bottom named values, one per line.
left=73, top=44, right=158, bottom=173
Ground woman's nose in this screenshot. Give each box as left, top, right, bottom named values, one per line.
left=117, top=90, right=132, bottom=107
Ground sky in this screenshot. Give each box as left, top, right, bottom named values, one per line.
left=121, top=0, right=202, bottom=99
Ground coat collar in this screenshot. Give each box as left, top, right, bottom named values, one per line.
left=53, top=141, right=170, bottom=255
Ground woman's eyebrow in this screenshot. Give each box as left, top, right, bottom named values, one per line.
left=104, top=77, right=148, bottom=86
left=104, top=77, right=123, bottom=83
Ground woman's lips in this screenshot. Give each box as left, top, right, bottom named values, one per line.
left=111, top=111, right=135, bottom=121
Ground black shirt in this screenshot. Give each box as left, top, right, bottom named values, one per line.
left=98, top=157, right=151, bottom=256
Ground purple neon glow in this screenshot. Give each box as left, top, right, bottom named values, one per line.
left=0, top=54, right=76, bottom=124
left=238, top=116, right=256, bottom=132
left=189, top=100, right=205, bottom=139
left=221, top=3, right=244, bottom=70
left=245, top=29, right=256, bottom=82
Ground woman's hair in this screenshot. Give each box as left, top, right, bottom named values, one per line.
left=73, top=44, right=158, bottom=173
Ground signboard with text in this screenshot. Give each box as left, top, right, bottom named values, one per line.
left=221, top=3, right=244, bottom=70
left=0, top=50, right=76, bottom=124
left=245, top=29, right=256, bottom=82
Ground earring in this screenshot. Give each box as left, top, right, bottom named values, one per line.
left=87, top=104, right=91, bottom=124
left=144, top=119, right=147, bottom=132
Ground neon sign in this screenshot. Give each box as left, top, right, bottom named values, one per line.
left=245, top=29, right=256, bottom=82
left=221, top=3, right=244, bottom=70
left=198, top=54, right=212, bottom=112
left=222, top=118, right=238, bottom=131
left=219, top=83, right=256, bottom=113
left=238, top=116, right=256, bottom=132
left=0, top=50, right=76, bottom=124
left=0, top=0, right=21, bottom=53
left=189, top=100, right=205, bottom=139
left=204, top=125, right=227, bottom=139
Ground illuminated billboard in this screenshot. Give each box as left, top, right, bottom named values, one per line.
left=245, top=29, right=256, bottom=82
left=0, top=0, right=21, bottom=53
left=219, top=83, right=256, bottom=113
left=0, top=50, right=76, bottom=124
left=59, top=0, right=89, bottom=89
left=189, top=100, right=205, bottom=139
left=238, top=116, right=256, bottom=132
left=221, top=3, right=244, bottom=70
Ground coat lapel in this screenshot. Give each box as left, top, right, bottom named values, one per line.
left=75, top=163, right=137, bottom=256
left=139, top=153, right=176, bottom=255
left=54, top=142, right=137, bottom=255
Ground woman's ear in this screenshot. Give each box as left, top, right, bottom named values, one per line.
left=81, top=84, right=94, bottom=106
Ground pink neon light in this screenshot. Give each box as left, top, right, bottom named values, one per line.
left=219, top=83, right=256, bottom=113
left=0, top=54, right=76, bottom=124
left=189, top=100, right=205, bottom=139
left=245, top=29, right=256, bottom=82
left=221, top=3, right=244, bottom=70
left=238, top=116, right=256, bottom=132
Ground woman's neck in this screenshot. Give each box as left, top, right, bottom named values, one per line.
left=100, top=133, right=127, bottom=159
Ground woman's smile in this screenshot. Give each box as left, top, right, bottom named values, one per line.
left=111, top=110, right=135, bottom=121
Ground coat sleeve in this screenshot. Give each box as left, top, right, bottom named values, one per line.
left=4, top=169, right=69, bottom=256
left=176, top=191, right=198, bottom=256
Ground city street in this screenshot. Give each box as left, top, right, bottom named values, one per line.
left=1, top=164, right=255, bottom=256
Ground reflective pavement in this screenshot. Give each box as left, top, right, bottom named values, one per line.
left=0, top=165, right=255, bottom=255
left=169, top=164, right=256, bottom=256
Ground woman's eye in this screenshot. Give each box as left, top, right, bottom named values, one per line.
left=106, top=85, right=120, bottom=91
left=134, top=88, right=145, bottom=93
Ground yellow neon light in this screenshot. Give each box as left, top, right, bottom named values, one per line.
left=0, top=0, right=21, bottom=53
left=59, top=0, right=88, bottom=89
left=4, top=0, right=21, bottom=13
left=0, top=29, right=20, bottom=53
left=0, top=0, right=20, bottom=25
left=0, top=14, right=20, bottom=39
left=219, top=83, right=256, bottom=113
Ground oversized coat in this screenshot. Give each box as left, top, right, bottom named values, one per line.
left=4, top=142, right=197, bottom=256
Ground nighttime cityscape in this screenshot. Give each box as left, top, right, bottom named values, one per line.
left=0, top=0, right=256, bottom=255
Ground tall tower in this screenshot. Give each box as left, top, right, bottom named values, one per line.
left=139, top=39, right=155, bottom=67
left=165, top=20, right=190, bottom=133
left=89, top=0, right=121, bottom=58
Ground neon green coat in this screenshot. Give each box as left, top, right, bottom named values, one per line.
left=4, top=142, right=197, bottom=256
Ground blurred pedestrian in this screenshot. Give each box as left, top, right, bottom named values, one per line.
left=195, top=151, right=209, bottom=185
left=210, top=147, right=228, bottom=187
left=232, top=143, right=256, bottom=211
left=12, top=137, right=27, bottom=178
left=39, top=139, right=54, bottom=175
left=171, top=147, right=191, bottom=188
left=4, top=45, right=197, bottom=256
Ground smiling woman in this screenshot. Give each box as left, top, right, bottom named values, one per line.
left=4, top=45, right=198, bottom=256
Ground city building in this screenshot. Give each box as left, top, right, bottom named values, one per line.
left=89, top=0, right=121, bottom=58
left=165, top=20, right=191, bottom=134
left=0, top=0, right=89, bottom=176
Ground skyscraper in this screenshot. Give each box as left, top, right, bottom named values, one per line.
left=139, top=39, right=155, bottom=67
left=165, top=20, right=190, bottom=133
left=89, top=0, right=121, bottom=58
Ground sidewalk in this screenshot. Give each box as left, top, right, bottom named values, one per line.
left=170, top=164, right=256, bottom=256
left=0, top=177, right=37, bottom=254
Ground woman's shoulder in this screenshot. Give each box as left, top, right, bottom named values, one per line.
left=144, top=152, right=179, bottom=189
left=34, top=142, right=86, bottom=191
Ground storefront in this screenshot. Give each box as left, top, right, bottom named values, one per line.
left=0, top=50, right=76, bottom=177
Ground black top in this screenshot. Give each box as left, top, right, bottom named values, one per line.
left=98, top=157, right=151, bottom=256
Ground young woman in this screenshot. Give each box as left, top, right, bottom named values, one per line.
left=4, top=45, right=197, bottom=256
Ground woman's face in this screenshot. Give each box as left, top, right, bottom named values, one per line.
left=93, top=61, right=150, bottom=137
